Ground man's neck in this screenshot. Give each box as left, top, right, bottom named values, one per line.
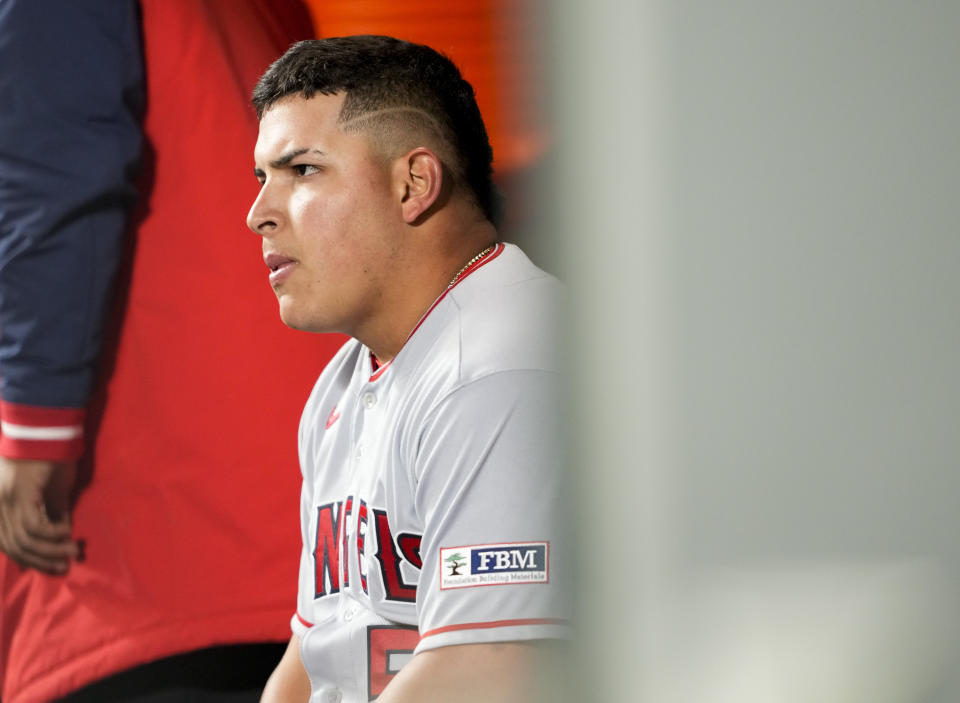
left=358, top=221, right=498, bottom=364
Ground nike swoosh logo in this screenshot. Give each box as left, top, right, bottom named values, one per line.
left=325, top=406, right=341, bottom=430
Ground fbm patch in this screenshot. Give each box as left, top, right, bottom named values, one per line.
left=439, top=542, right=549, bottom=589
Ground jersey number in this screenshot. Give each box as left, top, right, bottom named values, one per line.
left=367, top=625, right=419, bottom=699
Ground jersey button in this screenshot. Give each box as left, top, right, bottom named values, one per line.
left=362, top=392, right=377, bottom=409
left=326, top=690, right=342, bottom=703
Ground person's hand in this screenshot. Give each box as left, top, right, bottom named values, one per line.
left=0, top=457, right=79, bottom=574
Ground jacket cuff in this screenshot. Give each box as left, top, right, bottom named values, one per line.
left=0, top=401, right=86, bottom=461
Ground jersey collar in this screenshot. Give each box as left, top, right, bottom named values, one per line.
left=368, top=243, right=505, bottom=382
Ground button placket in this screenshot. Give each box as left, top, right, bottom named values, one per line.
left=354, top=385, right=380, bottom=468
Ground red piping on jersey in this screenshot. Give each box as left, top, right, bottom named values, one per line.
left=369, top=243, right=505, bottom=382
left=419, top=617, right=567, bottom=641
left=295, top=612, right=314, bottom=628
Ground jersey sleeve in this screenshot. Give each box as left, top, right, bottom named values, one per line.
left=294, top=375, right=322, bottom=637
left=292, top=470, right=317, bottom=640
left=412, top=369, right=571, bottom=653
left=0, top=0, right=143, bottom=460
left=292, top=342, right=357, bottom=637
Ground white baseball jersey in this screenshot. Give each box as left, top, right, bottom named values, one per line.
left=292, top=243, right=570, bottom=702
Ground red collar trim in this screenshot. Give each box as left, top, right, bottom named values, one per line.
left=369, top=243, right=504, bottom=382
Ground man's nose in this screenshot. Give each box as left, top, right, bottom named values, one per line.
left=246, top=183, right=282, bottom=237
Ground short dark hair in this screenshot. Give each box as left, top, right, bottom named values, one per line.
left=252, top=35, right=497, bottom=223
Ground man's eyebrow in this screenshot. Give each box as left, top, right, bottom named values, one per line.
left=253, top=148, right=326, bottom=179
left=269, top=147, right=324, bottom=169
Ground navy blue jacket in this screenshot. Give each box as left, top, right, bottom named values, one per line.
left=0, top=0, right=142, bottom=458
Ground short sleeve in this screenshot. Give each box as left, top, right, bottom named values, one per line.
left=412, top=369, right=571, bottom=653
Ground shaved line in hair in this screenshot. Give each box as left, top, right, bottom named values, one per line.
left=340, top=106, right=462, bottom=184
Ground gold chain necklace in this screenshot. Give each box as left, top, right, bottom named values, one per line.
left=448, top=244, right=496, bottom=288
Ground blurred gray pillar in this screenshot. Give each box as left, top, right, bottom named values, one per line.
left=548, top=2, right=960, bottom=701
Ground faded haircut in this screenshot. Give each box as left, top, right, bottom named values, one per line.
left=252, top=35, right=498, bottom=224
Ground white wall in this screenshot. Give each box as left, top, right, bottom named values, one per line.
left=548, top=2, right=960, bottom=701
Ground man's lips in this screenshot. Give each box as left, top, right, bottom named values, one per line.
left=264, top=252, right=297, bottom=286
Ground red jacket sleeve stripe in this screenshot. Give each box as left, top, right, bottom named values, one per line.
left=0, top=400, right=85, bottom=461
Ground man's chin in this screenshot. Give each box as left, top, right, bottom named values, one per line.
left=277, top=300, right=307, bottom=331
left=278, top=302, right=331, bottom=334
left=279, top=310, right=312, bottom=332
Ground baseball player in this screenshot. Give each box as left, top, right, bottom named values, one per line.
left=248, top=36, right=569, bottom=702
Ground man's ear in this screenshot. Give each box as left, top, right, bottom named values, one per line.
left=396, top=147, right=443, bottom=224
